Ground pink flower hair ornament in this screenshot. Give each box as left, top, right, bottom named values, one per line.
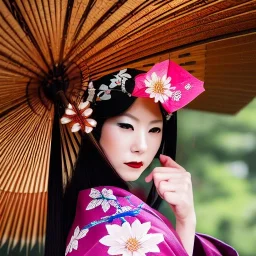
left=132, top=60, right=205, bottom=113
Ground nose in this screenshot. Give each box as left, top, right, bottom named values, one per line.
left=131, top=130, right=148, bottom=154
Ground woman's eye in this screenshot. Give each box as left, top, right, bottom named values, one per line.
left=117, top=123, right=134, bottom=130
left=149, top=127, right=161, bottom=133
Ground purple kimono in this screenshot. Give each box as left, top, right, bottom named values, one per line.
left=65, top=186, right=238, bottom=256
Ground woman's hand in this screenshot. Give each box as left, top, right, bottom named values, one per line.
left=145, top=154, right=196, bottom=256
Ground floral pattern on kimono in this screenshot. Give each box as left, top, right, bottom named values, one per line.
left=65, top=186, right=238, bottom=256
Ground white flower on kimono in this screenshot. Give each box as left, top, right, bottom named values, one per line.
left=97, top=84, right=112, bottom=100
left=145, top=72, right=175, bottom=103
left=109, top=69, right=132, bottom=88
left=99, top=219, right=164, bottom=255
left=172, top=90, right=182, bottom=101
left=86, top=188, right=118, bottom=212
left=60, top=101, right=97, bottom=133
left=65, top=226, right=88, bottom=255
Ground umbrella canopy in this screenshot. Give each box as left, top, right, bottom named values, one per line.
left=0, top=0, right=255, bottom=254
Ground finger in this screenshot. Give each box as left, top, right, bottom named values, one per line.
left=167, top=177, right=191, bottom=185
left=160, top=154, right=185, bottom=171
left=152, top=170, right=191, bottom=187
left=153, top=167, right=183, bottom=174
left=145, top=171, right=153, bottom=182
left=151, top=172, right=185, bottom=188
left=158, top=181, right=175, bottom=198
left=145, top=167, right=180, bottom=182
left=158, top=181, right=190, bottom=197
left=162, top=191, right=180, bottom=206
left=145, top=158, right=188, bottom=183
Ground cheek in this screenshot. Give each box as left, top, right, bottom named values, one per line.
left=100, top=124, right=124, bottom=155
left=148, top=134, right=162, bottom=155
left=100, top=125, right=114, bottom=149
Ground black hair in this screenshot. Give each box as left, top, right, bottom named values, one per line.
left=45, top=68, right=177, bottom=256
left=62, top=106, right=177, bottom=245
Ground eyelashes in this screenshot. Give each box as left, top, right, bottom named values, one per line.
left=149, top=127, right=161, bottom=133
left=117, top=123, right=161, bottom=133
left=117, top=123, right=134, bottom=130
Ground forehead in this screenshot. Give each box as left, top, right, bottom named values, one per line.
left=124, top=98, right=163, bottom=120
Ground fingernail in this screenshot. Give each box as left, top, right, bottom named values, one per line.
left=159, top=154, right=166, bottom=161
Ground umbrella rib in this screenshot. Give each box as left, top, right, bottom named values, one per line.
left=25, top=0, right=52, bottom=71
left=2, top=0, right=11, bottom=11
left=64, top=0, right=155, bottom=66
left=39, top=0, right=55, bottom=67
left=48, top=0, right=58, bottom=62
left=0, top=98, right=27, bottom=118
left=0, top=192, right=16, bottom=248
left=61, top=125, right=74, bottom=179
left=28, top=108, right=50, bottom=192
left=60, top=127, right=69, bottom=183
left=26, top=79, right=41, bottom=115
left=83, top=0, right=199, bottom=68
left=0, top=30, right=47, bottom=76
left=63, top=123, right=79, bottom=160
left=70, top=0, right=96, bottom=44
left=60, top=123, right=81, bottom=184
left=32, top=0, right=55, bottom=68
left=24, top=116, right=50, bottom=249
left=2, top=1, right=52, bottom=72
left=58, top=0, right=75, bottom=64
left=65, top=125, right=81, bottom=157
left=1, top=105, right=50, bottom=193
left=72, top=128, right=81, bottom=152
left=12, top=1, right=49, bottom=74
left=0, top=56, right=39, bottom=79
left=63, top=0, right=128, bottom=63
left=87, top=0, right=254, bottom=73
left=38, top=85, right=52, bottom=111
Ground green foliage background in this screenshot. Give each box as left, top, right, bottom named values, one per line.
left=159, top=98, right=256, bottom=256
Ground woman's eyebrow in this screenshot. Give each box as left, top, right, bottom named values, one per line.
left=149, top=120, right=162, bottom=124
left=122, top=113, right=162, bottom=124
left=122, top=113, right=139, bottom=121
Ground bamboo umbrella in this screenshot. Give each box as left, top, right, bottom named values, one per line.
left=0, top=0, right=255, bottom=255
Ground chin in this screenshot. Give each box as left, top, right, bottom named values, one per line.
left=121, top=171, right=144, bottom=182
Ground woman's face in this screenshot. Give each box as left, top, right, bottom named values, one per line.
left=100, top=98, right=163, bottom=181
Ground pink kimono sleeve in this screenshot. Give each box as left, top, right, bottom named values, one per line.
left=65, top=186, right=238, bottom=256
left=193, top=233, right=239, bottom=256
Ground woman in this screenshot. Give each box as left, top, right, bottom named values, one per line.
left=60, top=60, right=238, bottom=255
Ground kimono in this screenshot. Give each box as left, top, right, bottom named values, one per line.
left=65, top=186, right=238, bottom=256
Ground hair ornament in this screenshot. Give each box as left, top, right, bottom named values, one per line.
left=109, top=69, right=132, bottom=90
left=132, top=60, right=205, bottom=114
left=61, top=59, right=204, bottom=133
left=60, top=101, right=97, bottom=133
left=165, top=113, right=173, bottom=121
left=86, top=81, right=96, bottom=102
left=93, top=69, right=133, bottom=102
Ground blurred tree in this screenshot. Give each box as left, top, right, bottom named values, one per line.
left=158, top=98, right=256, bottom=256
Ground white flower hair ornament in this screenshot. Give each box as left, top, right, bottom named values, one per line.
left=132, top=60, right=205, bottom=114
left=60, top=101, right=97, bottom=133
left=109, top=69, right=132, bottom=89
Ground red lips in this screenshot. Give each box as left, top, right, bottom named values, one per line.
left=124, top=162, right=143, bottom=168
